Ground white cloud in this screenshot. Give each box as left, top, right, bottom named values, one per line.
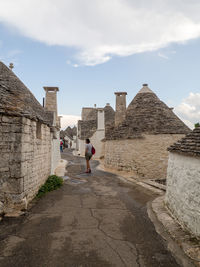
left=158, top=52, right=169, bottom=60
left=1, top=0, right=200, bottom=65
left=7, top=49, right=22, bottom=58
left=174, top=92, right=200, bottom=129
left=60, top=114, right=80, bottom=130
left=0, top=48, right=22, bottom=66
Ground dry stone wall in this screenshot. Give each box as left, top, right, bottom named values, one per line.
left=0, top=115, right=51, bottom=214
left=22, top=118, right=51, bottom=202
left=104, top=134, right=185, bottom=179
left=0, top=115, right=23, bottom=213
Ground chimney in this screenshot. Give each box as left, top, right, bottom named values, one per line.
left=97, top=108, right=105, bottom=130
left=43, top=87, right=59, bottom=116
left=114, top=92, right=127, bottom=126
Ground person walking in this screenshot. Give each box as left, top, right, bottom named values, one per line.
left=60, top=139, right=63, bottom=152
left=85, top=139, right=93, bottom=173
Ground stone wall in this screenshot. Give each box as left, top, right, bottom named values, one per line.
left=104, top=134, right=185, bottom=179
left=165, top=153, right=200, bottom=237
left=22, top=118, right=51, bottom=202
left=0, top=115, right=23, bottom=213
left=0, top=115, right=51, bottom=214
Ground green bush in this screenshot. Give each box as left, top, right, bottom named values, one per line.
left=36, top=175, right=63, bottom=198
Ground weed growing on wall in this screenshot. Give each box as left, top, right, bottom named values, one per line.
left=36, top=175, right=63, bottom=198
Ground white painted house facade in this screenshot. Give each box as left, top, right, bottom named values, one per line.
left=166, top=126, right=200, bottom=238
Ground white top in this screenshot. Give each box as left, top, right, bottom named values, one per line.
left=138, top=85, right=154, bottom=94
left=85, top=143, right=92, bottom=154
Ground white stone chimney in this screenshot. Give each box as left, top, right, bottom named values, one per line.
left=97, top=108, right=105, bottom=130
left=114, top=92, right=127, bottom=126
left=43, top=87, right=59, bottom=116
left=44, top=87, right=59, bottom=128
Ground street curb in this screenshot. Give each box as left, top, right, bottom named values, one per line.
left=147, top=197, right=199, bottom=267
left=97, top=162, right=166, bottom=194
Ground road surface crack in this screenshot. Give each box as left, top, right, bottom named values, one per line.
left=89, top=209, right=127, bottom=266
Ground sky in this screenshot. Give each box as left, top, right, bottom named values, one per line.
left=0, top=0, right=200, bottom=129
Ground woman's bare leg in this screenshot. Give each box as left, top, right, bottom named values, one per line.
left=86, top=160, right=90, bottom=171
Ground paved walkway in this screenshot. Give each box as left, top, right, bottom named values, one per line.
left=0, top=150, right=180, bottom=267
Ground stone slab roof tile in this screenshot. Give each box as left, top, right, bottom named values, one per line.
left=0, top=61, right=53, bottom=125
left=104, top=104, right=115, bottom=138
left=78, top=120, right=97, bottom=140
left=168, top=126, right=200, bottom=157
left=85, top=109, right=97, bottom=121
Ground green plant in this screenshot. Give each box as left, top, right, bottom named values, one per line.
left=36, top=175, right=63, bottom=198
left=194, top=122, right=200, bottom=128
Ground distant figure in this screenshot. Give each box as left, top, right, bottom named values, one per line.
left=85, top=139, right=93, bottom=173
left=60, top=139, right=63, bottom=152
left=70, top=141, right=72, bottom=149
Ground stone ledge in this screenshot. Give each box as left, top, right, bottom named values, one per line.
left=142, top=179, right=166, bottom=191
left=54, top=159, right=68, bottom=177
left=148, top=196, right=200, bottom=267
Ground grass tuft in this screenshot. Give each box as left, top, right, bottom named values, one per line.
left=36, top=175, right=63, bottom=198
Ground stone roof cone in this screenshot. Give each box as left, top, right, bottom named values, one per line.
left=138, top=84, right=154, bottom=94
left=104, top=103, right=115, bottom=133
left=126, top=84, right=190, bottom=134
left=107, top=84, right=191, bottom=140
left=0, top=61, right=52, bottom=125
left=104, top=103, right=115, bottom=123
left=168, top=126, right=200, bottom=157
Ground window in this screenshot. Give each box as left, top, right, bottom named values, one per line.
left=36, top=121, right=42, bottom=139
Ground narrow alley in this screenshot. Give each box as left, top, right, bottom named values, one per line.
left=0, top=150, right=180, bottom=267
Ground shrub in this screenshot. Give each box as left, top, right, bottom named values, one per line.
left=36, top=175, right=63, bottom=198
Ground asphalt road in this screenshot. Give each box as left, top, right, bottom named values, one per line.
left=0, top=150, right=180, bottom=267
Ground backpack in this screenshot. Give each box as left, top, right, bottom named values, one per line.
left=92, top=146, right=96, bottom=155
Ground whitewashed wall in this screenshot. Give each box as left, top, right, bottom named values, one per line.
left=78, top=139, right=85, bottom=156
left=51, top=130, right=61, bottom=174
left=90, top=129, right=105, bottom=159
left=64, top=135, right=72, bottom=146
left=78, top=130, right=105, bottom=159
left=72, top=136, right=77, bottom=149
left=166, top=153, right=200, bottom=237
left=90, top=109, right=105, bottom=159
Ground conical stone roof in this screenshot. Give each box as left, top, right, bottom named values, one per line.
left=168, top=126, right=200, bottom=157
left=0, top=61, right=53, bottom=125
left=137, top=84, right=154, bottom=94
left=107, top=84, right=191, bottom=140
left=104, top=104, right=115, bottom=126
left=104, top=104, right=115, bottom=139
left=86, top=108, right=97, bottom=121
